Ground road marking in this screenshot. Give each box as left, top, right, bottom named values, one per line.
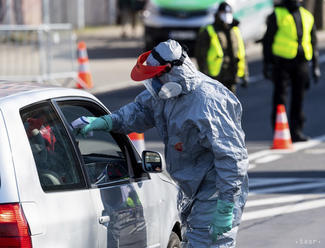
left=242, top=197, right=325, bottom=222
left=246, top=194, right=324, bottom=208
left=248, top=134, right=325, bottom=169
left=250, top=181, right=325, bottom=194
left=304, top=148, right=325, bottom=154
left=254, top=154, right=282, bottom=164
left=249, top=177, right=319, bottom=188
left=248, top=163, right=256, bottom=169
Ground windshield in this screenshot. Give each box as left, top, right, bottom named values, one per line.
left=152, top=0, right=222, bottom=11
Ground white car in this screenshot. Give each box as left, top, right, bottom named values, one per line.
left=0, top=82, right=181, bottom=248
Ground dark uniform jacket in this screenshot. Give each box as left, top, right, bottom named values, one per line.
left=195, top=18, right=248, bottom=85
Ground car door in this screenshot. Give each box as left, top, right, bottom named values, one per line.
left=55, top=98, right=162, bottom=247
left=19, top=102, right=98, bottom=248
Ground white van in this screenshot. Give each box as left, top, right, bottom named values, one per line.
left=143, top=0, right=273, bottom=53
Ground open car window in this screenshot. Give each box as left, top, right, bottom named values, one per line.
left=20, top=102, right=86, bottom=192
left=55, top=100, right=139, bottom=187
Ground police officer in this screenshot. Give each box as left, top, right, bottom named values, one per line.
left=262, top=0, right=321, bottom=142
left=195, top=1, right=249, bottom=94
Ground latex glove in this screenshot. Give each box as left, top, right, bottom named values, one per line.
left=210, top=199, right=234, bottom=242
left=313, top=65, right=321, bottom=84
left=80, top=115, right=112, bottom=136
left=71, top=116, right=97, bottom=136
left=263, top=63, right=272, bottom=80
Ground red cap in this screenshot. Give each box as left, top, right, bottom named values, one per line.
left=131, top=51, right=169, bottom=81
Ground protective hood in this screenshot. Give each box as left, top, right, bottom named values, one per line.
left=146, top=39, right=201, bottom=95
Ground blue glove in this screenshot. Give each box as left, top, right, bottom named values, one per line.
left=80, top=115, right=112, bottom=136
left=210, top=199, right=234, bottom=242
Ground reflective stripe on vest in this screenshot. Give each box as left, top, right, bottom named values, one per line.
left=206, top=25, right=223, bottom=77
left=205, top=25, right=246, bottom=77
left=272, top=7, right=314, bottom=60
left=232, top=26, right=246, bottom=78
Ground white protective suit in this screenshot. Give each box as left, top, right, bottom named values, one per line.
left=110, top=40, right=249, bottom=247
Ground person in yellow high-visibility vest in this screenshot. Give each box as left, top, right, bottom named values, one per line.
left=262, top=0, right=321, bottom=142
left=195, top=2, right=249, bottom=95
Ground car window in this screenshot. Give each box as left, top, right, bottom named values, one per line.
left=56, top=100, right=131, bottom=186
left=20, top=102, right=86, bottom=192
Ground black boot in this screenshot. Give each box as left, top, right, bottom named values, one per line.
left=291, top=130, right=310, bottom=142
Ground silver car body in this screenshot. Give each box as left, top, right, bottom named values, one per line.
left=0, top=82, right=180, bottom=248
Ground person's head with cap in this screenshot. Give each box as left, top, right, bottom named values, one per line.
left=131, top=39, right=186, bottom=82
left=131, top=39, right=199, bottom=99
left=215, top=1, right=234, bottom=25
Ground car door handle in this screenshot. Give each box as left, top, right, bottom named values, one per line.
left=99, top=215, right=110, bottom=225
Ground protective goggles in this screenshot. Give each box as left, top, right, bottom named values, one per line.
left=131, top=48, right=186, bottom=81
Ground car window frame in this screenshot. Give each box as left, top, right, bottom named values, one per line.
left=51, top=96, right=150, bottom=188
left=20, top=100, right=89, bottom=192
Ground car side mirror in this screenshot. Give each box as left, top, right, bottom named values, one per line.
left=141, top=150, right=164, bottom=173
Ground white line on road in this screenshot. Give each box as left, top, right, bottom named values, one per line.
left=242, top=197, right=325, bottom=222
left=248, top=134, right=325, bottom=169
left=254, top=154, right=283, bottom=164
left=246, top=194, right=324, bottom=208
left=250, top=181, right=325, bottom=195
left=248, top=163, right=256, bottom=170
left=249, top=177, right=320, bottom=188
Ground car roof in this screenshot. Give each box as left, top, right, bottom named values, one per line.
left=0, top=81, right=61, bottom=98
left=0, top=81, right=97, bottom=106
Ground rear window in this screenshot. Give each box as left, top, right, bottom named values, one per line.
left=20, top=102, right=86, bottom=192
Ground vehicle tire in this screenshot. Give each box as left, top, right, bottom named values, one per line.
left=167, top=231, right=181, bottom=248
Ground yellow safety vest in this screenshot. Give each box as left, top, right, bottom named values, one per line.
left=205, top=25, right=246, bottom=77
left=272, top=7, right=314, bottom=60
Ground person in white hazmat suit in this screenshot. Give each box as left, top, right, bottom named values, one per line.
left=80, top=39, right=249, bottom=247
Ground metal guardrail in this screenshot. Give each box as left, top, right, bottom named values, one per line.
left=0, top=24, right=78, bottom=84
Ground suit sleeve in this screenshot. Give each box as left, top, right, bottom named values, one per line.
left=197, top=93, right=249, bottom=203
left=110, top=90, right=156, bottom=134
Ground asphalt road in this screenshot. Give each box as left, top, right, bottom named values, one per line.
left=86, top=28, right=325, bottom=247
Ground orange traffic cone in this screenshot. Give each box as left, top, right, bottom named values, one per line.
left=128, top=132, right=145, bottom=155
left=76, top=41, right=93, bottom=89
left=271, top=104, right=293, bottom=149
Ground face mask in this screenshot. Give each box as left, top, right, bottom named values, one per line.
left=220, top=12, right=233, bottom=24
left=158, top=82, right=183, bottom=99
left=143, top=78, right=182, bottom=100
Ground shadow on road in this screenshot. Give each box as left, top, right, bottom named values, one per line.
left=249, top=170, right=325, bottom=178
